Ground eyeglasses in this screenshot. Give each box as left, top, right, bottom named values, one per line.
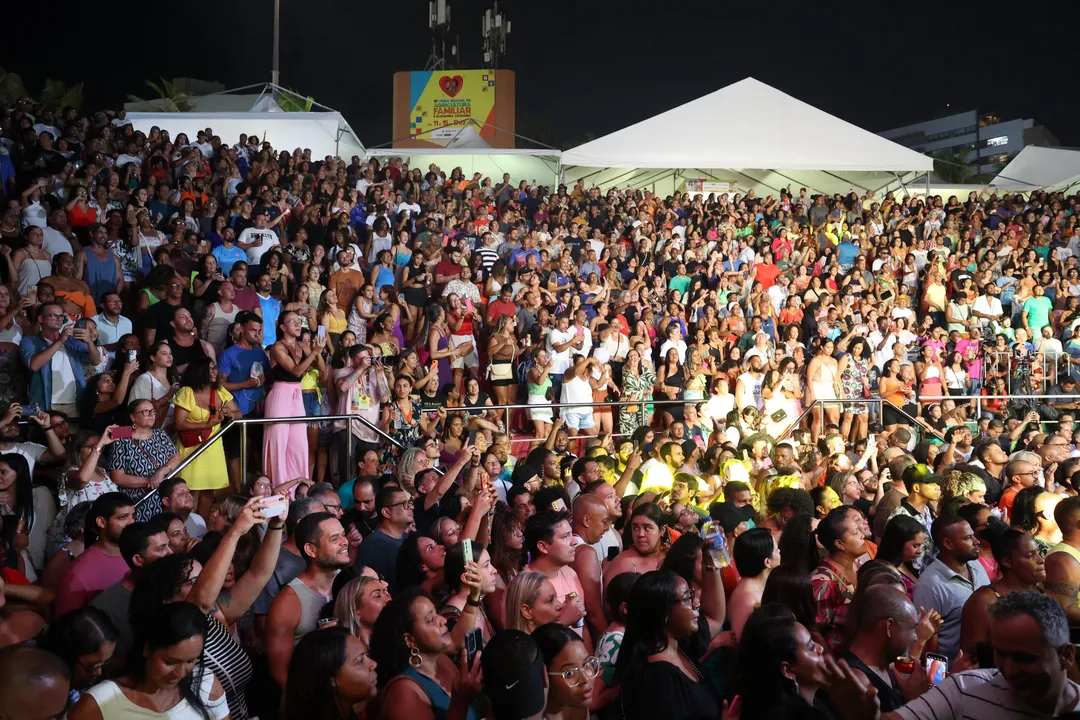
left=386, top=499, right=414, bottom=510
left=548, top=656, right=600, bottom=687
left=677, top=587, right=697, bottom=606
left=77, top=656, right=109, bottom=675
left=134, top=408, right=156, bottom=416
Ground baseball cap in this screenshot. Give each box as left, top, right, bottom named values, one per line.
left=902, top=463, right=942, bottom=488
left=482, top=630, right=547, bottom=720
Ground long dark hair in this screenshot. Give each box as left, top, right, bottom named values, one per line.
left=777, top=514, right=819, bottom=571
left=180, top=356, right=219, bottom=391
left=736, top=604, right=811, bottom=717
left=0, top=453, right=33, bottom=546
left=614, top=570, right=679, bottom=684
left=368, top=586, right=432, bottom=689
left=282, top=626, right=353, bottom=720
left=761, top=565, right=818, bottom=632
left=660, top=533, right=702, bottom=586
left=877, top=514, right=926, bottom=567
left=126, top=602, right=212, bottom=720
left=129, top=553, right=199, bottom=623
left=37, top=606, right=118, bottom=686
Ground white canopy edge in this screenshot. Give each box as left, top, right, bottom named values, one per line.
left=992, top=146, right=1080, bottom=191
left=125, top=111, right=366, bottom=161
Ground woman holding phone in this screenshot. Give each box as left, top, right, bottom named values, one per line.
left=264, top=311, right=326, bottom=493
left=173, top=357, right=241, bottom=518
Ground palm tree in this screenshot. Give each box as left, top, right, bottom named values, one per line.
left=0, top=68, right=28, bottom=106
left=930, top=144, right=974, bottom=184
left=277, top=87, right=314, bottom=113
left=39, top=79, right=84, bottom=110
left=126, top=78, right=197, bottom=112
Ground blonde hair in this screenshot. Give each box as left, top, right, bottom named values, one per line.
left=333, top=575, right=382, bottom=636
left=504, top=571, right=548, bottom=633
left=939, top=470, right=986, bottom=507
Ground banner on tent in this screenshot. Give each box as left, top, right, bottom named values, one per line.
left=685, top=179, right=738, bottom=194
left=392, top=70, right=516, bottom=149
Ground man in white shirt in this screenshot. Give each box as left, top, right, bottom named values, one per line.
left=237, top=213, right=280, bottom=270
left=658, top=324, right=688, bottom=365
left=42, top=209, right=77, bottom=259
left=1036, top=326, right=1064, bottom=365
left=972, top=284, right=1004, bottom=329
left=93, top=292, right=132, bottom=360
left=355, top=167, right=374, bottom=196
left=547, top=314, right=581, bottom=401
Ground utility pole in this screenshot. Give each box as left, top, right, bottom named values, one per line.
left=272, top=0, right=281, bottom=84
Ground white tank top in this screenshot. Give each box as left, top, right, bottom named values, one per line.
left=736, top=371, right=763, bottom=410
left=562, top=375, right=593, bottom=405
left=85, top=672, right=229, bottom=719
left=17, top=258, right=51, bottom=296
left=206, top=302, right=239, bottom=357
left=0, top=320, right=22, bottom=344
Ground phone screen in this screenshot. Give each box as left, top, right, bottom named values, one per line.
left=924, top=653, right=948, bottom=686
left=464, top=627, right=483, bottom=668
left=111, top=426, right=134, bottom=440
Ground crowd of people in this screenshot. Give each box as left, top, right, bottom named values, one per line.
left=3, top=98, right=1080, bottom=719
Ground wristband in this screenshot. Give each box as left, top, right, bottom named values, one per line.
left=268, top=521, right=285, bottom=531
left=465, top=597, right=482, bottom=608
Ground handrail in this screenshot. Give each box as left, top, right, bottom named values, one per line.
left=139, top=389, right=1073, bottom=508
left=774, top=399, right=923, bottom=443
left=136, top=412, right=405, bottom=508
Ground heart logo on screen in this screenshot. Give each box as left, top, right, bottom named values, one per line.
left=439, top=75, right=464, bottom=97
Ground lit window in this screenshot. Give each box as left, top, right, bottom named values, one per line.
left=986, top=136, right=1008, bottom=147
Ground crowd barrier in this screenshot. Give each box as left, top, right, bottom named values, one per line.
left=136, top=393, right=1079, bottom=508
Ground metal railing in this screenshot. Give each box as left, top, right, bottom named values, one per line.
left=133, top=391, right=1080, bottom=508
left=135, top=412, right=405, bottom=508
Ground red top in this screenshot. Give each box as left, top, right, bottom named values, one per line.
left=68, top=204, right=98, bottom=227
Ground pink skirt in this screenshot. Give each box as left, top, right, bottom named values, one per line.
left=263, top=382, right=309, bottom=494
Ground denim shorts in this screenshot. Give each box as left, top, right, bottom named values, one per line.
left=302, top=391, right=333, bottom=445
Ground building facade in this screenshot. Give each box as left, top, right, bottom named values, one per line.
left=879, top=110, right=1058, bottom=176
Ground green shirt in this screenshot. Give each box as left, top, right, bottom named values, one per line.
left=1023, top=295, right=1053, bottom=330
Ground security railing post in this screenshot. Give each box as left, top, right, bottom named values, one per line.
left=240, top=422, right=248, bottom=489
left=346, top=423, right=354, bottom=483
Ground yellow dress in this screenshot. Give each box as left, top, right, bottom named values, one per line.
left=172, top=386, right=234, bottom=491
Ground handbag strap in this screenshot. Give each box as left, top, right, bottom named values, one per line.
left=130, top=436, right=163, bottom=472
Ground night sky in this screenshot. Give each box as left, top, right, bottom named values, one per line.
left=4, top=0, right=1080, bottom=149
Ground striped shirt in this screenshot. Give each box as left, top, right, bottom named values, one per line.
left=475, top=246, right=499, bottom=274
left=894, top=668, right=1080, bottom=719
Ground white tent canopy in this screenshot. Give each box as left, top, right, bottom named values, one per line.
left=366, top=147, right=562, bottom=188
left=126, top=111, right=365, bottom=161
left=125, top=85, right=366, bottom=161
left=992, top=146, right=1080, bottom=191
left=560, top=78, right=933, bottom=195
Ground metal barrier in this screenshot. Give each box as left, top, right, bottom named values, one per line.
left=133, top=397, right=692, bottom=508
left=135, top=391, right=1079, bottom=508
left=135, top=412, right=405, bottom=508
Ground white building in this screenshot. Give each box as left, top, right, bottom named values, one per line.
left=879, top=110, right=1058, bottom=175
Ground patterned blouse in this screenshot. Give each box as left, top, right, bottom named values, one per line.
left=810, top=556, right=855, bottom=654
left=106, top=429, right=177, bottom=522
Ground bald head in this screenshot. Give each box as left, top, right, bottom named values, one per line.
left=0, top=646, right=70, bottom=720
left=572, top=494, right=611, bottom=545
left=857, top=585, right=916, bottom=627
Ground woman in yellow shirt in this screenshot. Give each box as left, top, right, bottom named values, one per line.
left=172, top=357, right=241, bottom=515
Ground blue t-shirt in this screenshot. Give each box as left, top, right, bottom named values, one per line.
left=259, top=295, right=282, bottom=347
left=212, top=244, right=247, bottom=275
left=837, top=241, right=859, bottom=266
left=219, top=344, right=269, bottom=415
